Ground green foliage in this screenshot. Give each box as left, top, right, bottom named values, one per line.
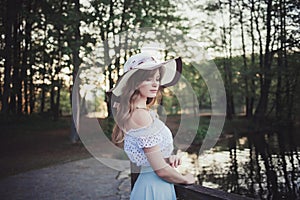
left=1, top=0, right=299, bottom=124
left=195, top=125, right=209, bottom=141
left=59, top=87, right=72, bottom=115
left=163, top=93, right=180, bottom=114
left=0, top=113, right=70, bottom=132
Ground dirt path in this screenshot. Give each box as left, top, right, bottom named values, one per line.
left=0, top=157, right=130, bottom=200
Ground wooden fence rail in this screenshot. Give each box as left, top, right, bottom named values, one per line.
left=130, top=163, right=255, bottom=200
left=175, top=184, right=255, bottom=200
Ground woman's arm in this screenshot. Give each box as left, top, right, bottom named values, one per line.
left=130, top=110, right=194, bottom=184
left=144, top=146, right=195, bottom=184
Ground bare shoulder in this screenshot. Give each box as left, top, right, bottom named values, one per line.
left=129, top=109, right=153, bottom=128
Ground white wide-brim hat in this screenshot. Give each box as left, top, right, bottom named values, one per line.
left=110, top=52, right=182, bottom=97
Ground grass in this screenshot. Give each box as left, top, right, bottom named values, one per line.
left=0, top=113, right=71, bottom=133
left=0, top=114, right=90, bottom=179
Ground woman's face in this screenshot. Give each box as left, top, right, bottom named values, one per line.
left=138, top=70, right=160, bottom=98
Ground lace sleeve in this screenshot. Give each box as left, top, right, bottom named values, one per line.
left=136, top=132, right=162, bottom=148
left=126, top=111, right=165, bottom=148
left=124, top=112, right=174, bottom=166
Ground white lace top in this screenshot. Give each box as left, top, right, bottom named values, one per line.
left=124, top=110, right=174, bottom=167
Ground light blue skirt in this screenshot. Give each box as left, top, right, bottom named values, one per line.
left=130, top=166, right=176, bottom=200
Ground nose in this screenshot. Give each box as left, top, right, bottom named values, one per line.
left=152, top=80, right=159, bottom=87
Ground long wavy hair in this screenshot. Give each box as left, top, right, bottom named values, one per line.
left=111, top=67, right=165, bottom=147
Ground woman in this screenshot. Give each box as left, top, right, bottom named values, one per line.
left=110, top=52, right=195, bottom=200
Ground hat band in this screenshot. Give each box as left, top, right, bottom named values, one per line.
left=126, top=57, right=156, bottom=72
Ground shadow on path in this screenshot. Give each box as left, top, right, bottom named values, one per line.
left=0, top=158, right=131, bottom=200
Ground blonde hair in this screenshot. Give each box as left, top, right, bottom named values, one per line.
left=111, top=68, right=164, bottom=147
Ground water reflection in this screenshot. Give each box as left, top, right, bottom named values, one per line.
left=176, top=129, right=300, bottom=199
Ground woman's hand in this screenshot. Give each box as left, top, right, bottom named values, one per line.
left=167, top=155, right=182, bottom=168
left=183, top=173, right=195, bottom=184
left=167, top=155, right=195, bottom=184
left=145, top=146, right=193, bottom=184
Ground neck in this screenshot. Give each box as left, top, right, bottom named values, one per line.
left=134, top=95, right=147, bottom=109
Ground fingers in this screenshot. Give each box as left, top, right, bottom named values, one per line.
left=175, top=157, right=181, bottom=168
left=169, top=155, right=175, bottom=166
left=178, top=157, right=182, bottom=166
left=169, top=155, right=181, bottom=168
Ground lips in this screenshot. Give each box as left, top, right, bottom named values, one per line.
left=150, top=90, right=158, bottom=93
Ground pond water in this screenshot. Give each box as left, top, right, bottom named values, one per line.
left=176, top=128, right=300, bottom=199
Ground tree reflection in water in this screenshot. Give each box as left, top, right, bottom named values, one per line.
left=176, top=128, right=300, bottom=199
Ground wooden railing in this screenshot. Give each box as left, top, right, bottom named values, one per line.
left=174, top=184, right=254, bottom=200
left=130, top=163, right=255, bottom=200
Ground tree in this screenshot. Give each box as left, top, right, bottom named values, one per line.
left=1, top=0, right=14, bottom=114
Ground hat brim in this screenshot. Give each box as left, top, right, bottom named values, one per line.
left=110, top=57, right=182, bottom=97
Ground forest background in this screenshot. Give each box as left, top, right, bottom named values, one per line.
left=0, top=0, right=299, bottom=135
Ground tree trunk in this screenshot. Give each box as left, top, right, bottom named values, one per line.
left=275, top=0, right=284, bottom=120
left=10, top=0, right=21, bottom=115
left=238, top=1, right=250, bottom=117
left=50, top=79, right=55, bottom=116
left=228, top=0, right=235, bottom=117
left=105, top=0, right=115, bottom=117
left=54, top=84, right=61, bottom=120
left=276, top=53, right=282, bottom=119
left=2, top=0, right=14, bottom=114
left=70, top=0, right=81, bottom=142
left=53, top=0, right=63, bottom=120
left=249, top=0, right=256, bottom=118
left=219, top=0, right=234, bottom=119
left=23, top=10, right=32, bottom=115
left=29, top=48, right=35, bottom=114
left=223, top=58, right=234, bottom=119
left=282, top=0, right=293, bottom=121
left=40, top=83, right=45, bottom=113
left=16, top=2, right=22, bottom=116
left=254, top=0, right=273, bottom=120
left=29, top=0, right=37, bottom=114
